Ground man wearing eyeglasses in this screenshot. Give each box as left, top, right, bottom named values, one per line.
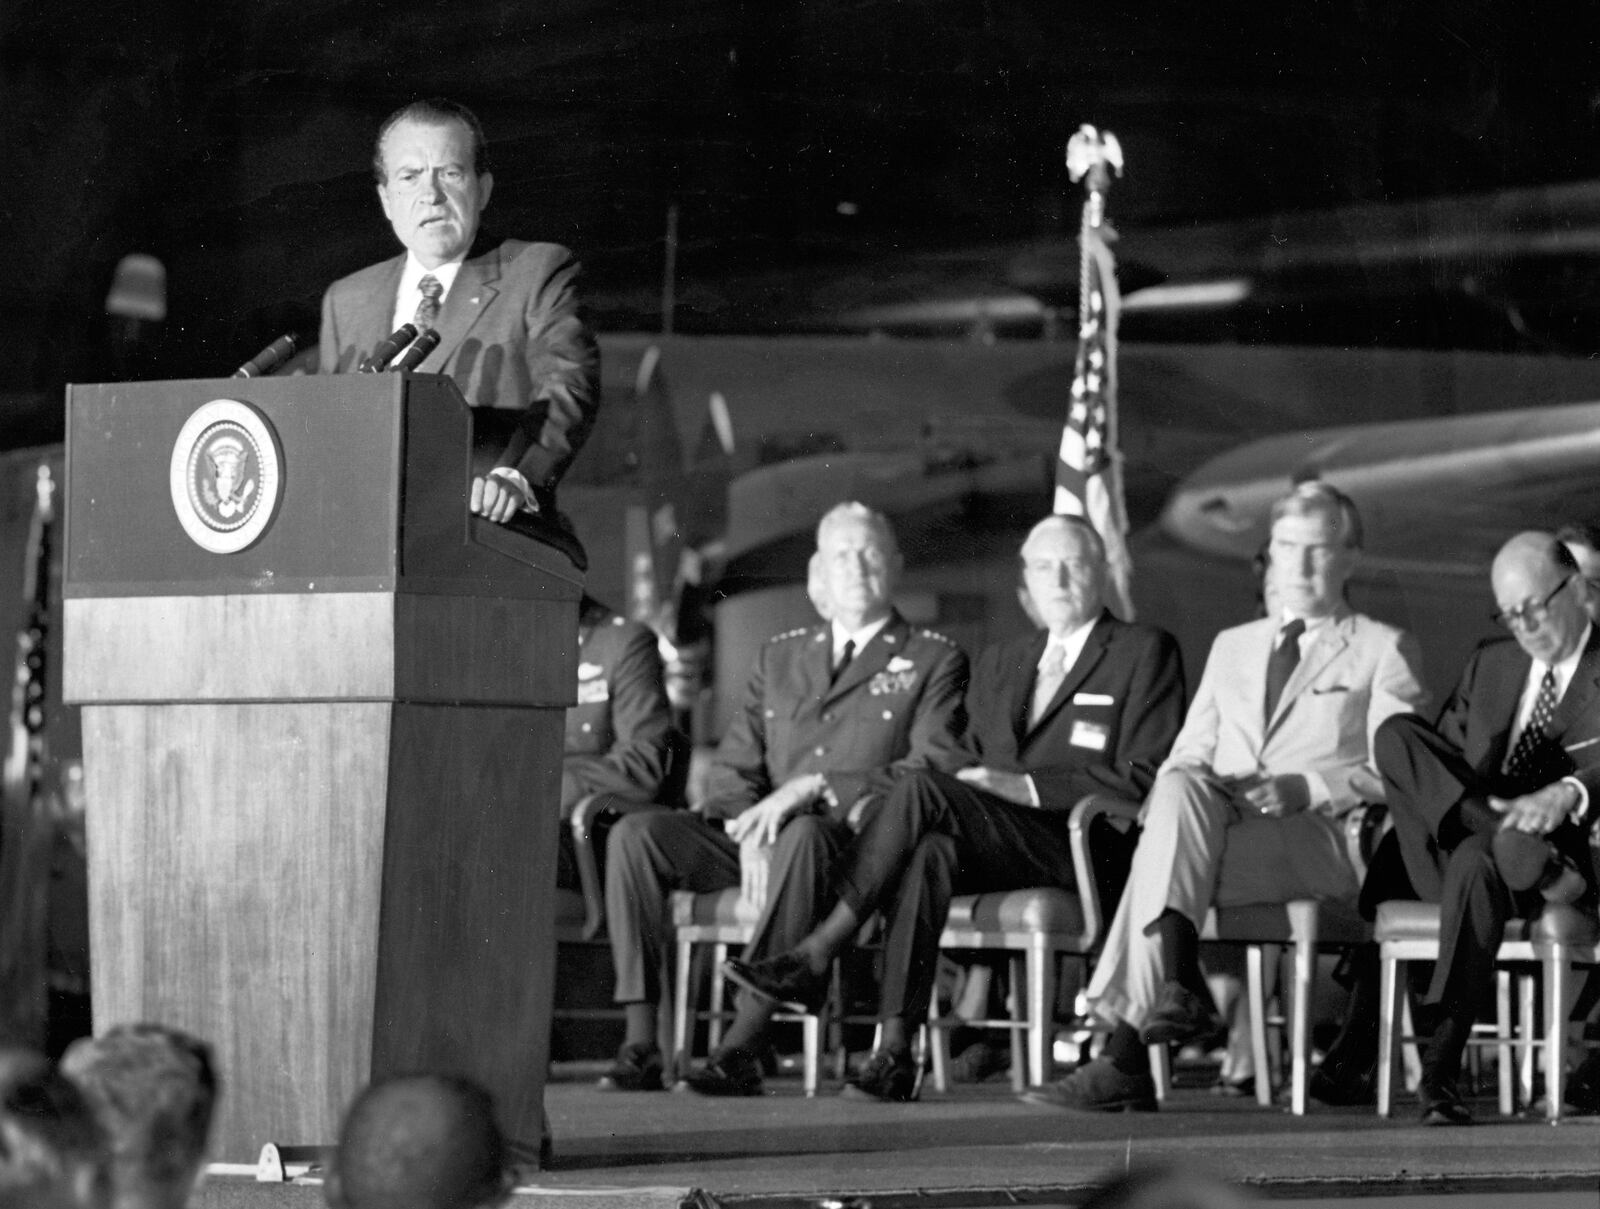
left=1374, top=531, right=1599, bottom=1125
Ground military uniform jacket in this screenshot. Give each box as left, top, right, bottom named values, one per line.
left=562, top=606, right=686, bottom=811
left=701, top=610, right=968, bottom=820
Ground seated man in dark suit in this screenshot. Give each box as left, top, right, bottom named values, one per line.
left=726, top=514, right=1186, bottom=1101
left=556, top=595, right=687, bottom=894
left=1372, top=530, right=1598, bottom=1124
left=599, top=503, right=969, bottom=1093
left=1027, top=481, right=1428, bottom=1113
left=319, top=97, right=599, bottom=523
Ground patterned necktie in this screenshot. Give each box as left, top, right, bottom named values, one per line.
left=829, top=639, right=856, bottom=686
left=414, top=274, right=444, bottom=331
left=1263, top=618, right=1306, bottom=722
left=1504, top=667, right=1559, bottom=782
left=1029, top=641, right=1068, bottom=728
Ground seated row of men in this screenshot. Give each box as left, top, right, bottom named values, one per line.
left=564, top=491, right=1599, bottom=1123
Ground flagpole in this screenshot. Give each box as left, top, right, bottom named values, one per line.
left=1056, top=124, right=1136, bottom=619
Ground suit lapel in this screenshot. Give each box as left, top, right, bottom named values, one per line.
left=1010, top=631, right=1050, bottom=742
left=354, top=256, right=405, bottom=365
left=431, top=246, right=504, bottom=372
left=1026, top=616, right=1111, bottom=738
left=1549, top=626, right=1600, bottom=751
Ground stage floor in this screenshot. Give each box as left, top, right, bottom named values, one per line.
left=525, top=1064, right=1600, bottom=1207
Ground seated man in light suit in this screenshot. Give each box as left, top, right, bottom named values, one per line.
left=319, top=97, right=599, bottom=524
left=1372, top=531, right=1598, bottom=1124
left=598, top=502, right=969, bottom=1093
left=725, top=514, right=1186, bottom=1101
left=1026, top=480, right=1429, bottom=1112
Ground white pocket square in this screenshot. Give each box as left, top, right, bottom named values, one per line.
left=1072, top=692, right=1114, bottom=706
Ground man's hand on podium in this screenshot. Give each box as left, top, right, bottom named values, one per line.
left=471, top=470, right=535, bottom=524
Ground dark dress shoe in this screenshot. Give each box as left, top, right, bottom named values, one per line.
left=841, top=1047, right=920, bottom=1102
left=1418, top=1078, right=1473, bottom=1126
left=1139, top=981, right=1223, bottom=1047
left=1309, top=1044, right=1377, bottom=1107
left=596, top=1041, right=666, bottom=1091
left=723, top=952, right=829, bottom=1013
left=680, top=1045, right=764, bottom=1097
left=948, top=1039, right=1012, bottom=1084
left=1019, top=1058, right=1158, bottom=1113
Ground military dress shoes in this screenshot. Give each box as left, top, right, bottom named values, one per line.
left=841, top=1047, right=920, bottom=1102
left=1019, top=1057, right=1158, bottom=1113
left=1139, top=981, right=1223, bottom=1048
left=597, top=1042, right=665, bottom=1092
left=681, top=1045, right=765, bottom=1096
left=722, top=952, right=829, bottom=1014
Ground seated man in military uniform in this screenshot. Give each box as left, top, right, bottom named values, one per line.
left=600, top=502, right=969, bottom=1093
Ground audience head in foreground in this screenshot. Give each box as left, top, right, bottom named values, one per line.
left=327, top=1075, right=510, bottom=1209
left=59, top=1025, right=215, bottom=1209
left=0, top=1048, right=109, bottom=1209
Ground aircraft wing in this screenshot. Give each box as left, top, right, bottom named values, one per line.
left=1161, top=399, right=1600, bottom=576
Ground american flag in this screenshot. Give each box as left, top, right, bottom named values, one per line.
left=1054, top=222, right=1135, bottom=619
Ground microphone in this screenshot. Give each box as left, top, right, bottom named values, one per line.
left=360, top=323, right=417, bottom=372
left=389, top=328, right=440, bottom=373
left=232, top=333, right=300, bottom=378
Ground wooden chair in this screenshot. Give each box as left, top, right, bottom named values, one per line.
left=1376, top=899, right=1600, bottom=1121
left=926, top=792, right=1142, bottom=1092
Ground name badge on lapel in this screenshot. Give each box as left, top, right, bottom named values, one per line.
left=1070, top=719, right=1109, bottom=751
left=577, top=661, right=609, bottom=705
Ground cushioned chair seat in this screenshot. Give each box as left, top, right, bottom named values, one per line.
left=1375, top=900, right=1599, bottom=947
left=671, top=887, right=762, bottom=929
left=1210, top=898, right=1370, bottom=945
left=944, top=888, right=1083, bottom=936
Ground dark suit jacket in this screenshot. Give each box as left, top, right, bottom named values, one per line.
left=1437, top=624, right=1600, bottom=827
left=562, top=601, right=687, bottom=812
left=318, top=239, right=600, bottom=491
left=962, top=612, right=1187, bottom=809
left=701, top=611, right=969, bottom=820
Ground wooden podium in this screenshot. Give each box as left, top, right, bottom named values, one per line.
left=61, top=373, right=581, bottom=1164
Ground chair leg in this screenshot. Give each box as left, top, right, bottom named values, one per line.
left=1246, top=944, right=1273, bottom=1108
left=1286, top=901, right=1318, bottom=1116
left=1495, top=968, right=1514, bottom=1118
left=1517, top=972, right=1537, bottom=1109
left=1026, top=938, right=1055, bottom=1090
left=672, top=938, right=695, bottom=1082
left=802, top=1010, right=822, bottom=1097
left=1376, top=949, right=1400, bottom=1118
left=1148, top=1044, right=1169, bottom=1101
left=707, top=942, right=729, bottom=1052
left=1006, top=954, right=1028, bottom=1093
left=1544, top=945, right=1568, bottom=1124
left=928, top=994, right=950, bottom=1094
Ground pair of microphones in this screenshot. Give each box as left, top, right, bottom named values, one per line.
left=230, top=324, right=441, bottom=378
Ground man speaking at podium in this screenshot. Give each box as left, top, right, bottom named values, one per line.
left=318, top=98, right=600, bottom=524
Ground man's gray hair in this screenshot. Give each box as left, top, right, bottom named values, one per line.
left=373, top=97, right=490, bottom=183
left=815, top=502, right=898, bottom=555
left=1020, top=514, right=1107, bottom=563
left=1269, top=480, right=1364, bottom=550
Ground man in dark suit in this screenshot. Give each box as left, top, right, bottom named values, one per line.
left=1373, top=530, right=1598, bottom=1124
left=556, top=596, right=687, bottom=892
left=598, top=503, right=968, bottom=1092
left=725, top=513, right=1186, bottom=1101
left=318, top=98, right=599, bottom=522
left=1026, top=481, right=1428, bottom=1113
